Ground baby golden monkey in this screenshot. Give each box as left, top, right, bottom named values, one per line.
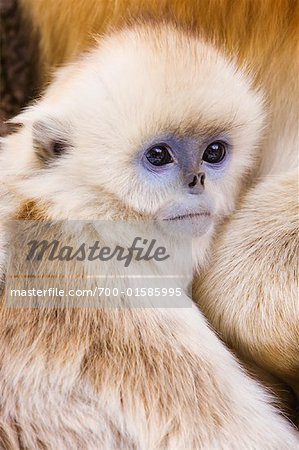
left=0, top=24, right=298, bottom=449
left=18, top=2, right=299, bottom=398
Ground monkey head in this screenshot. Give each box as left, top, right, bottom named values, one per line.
left=4, top=24, right=265, bottom=268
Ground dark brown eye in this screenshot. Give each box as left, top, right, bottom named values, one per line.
left=203, top=142, right=226, bottom=164
left=145, top=145, right=174, bottom=166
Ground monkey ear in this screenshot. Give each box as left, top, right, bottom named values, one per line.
left=32, top=117, right=71, bottom=163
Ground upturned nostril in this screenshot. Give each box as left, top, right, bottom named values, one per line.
left=188, top=175, right=198, bottom=188
left=199, top=173, right=205, bottom=186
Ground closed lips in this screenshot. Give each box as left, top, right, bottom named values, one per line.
left=164, top=212, right=211, bottom=221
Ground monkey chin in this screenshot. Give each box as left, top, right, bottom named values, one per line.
left=153, top=209, right=214, bottom=271
left=154, top=203, right=215, bottom=270
left=159, top=211, right=213, bottom=237
left=166, top=211, right=212, bottom=237
left=155, top=196, right=214, bottom=239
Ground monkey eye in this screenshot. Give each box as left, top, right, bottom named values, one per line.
left=203, top=142, right=226, bottom=164
left=145, top=144, right=174, bottom=166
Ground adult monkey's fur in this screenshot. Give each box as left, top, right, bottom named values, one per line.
left=19, top=0, right=299, bottom=409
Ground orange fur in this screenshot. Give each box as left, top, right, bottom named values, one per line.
left=20, top=0, right=299, bottom=77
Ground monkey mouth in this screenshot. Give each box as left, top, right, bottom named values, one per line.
left=159, top=211, right=213, bottom=237
left=164, top=212, right=211, bottom=222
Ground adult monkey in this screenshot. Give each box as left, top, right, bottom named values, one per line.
left=19, top=0, right=299, bottom=411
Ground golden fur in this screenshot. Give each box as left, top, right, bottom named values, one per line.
left=0, top=24, right=298, bottom=448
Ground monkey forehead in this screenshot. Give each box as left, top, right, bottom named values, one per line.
left=42, top=24, right=263, bottom=125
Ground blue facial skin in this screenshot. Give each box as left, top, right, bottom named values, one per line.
left=137, top=133, right=231, bottom=186
left=202, top=140, right=231, bottom=181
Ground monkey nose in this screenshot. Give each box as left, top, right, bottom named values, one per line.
left=187, top=172, right=205, bottom=194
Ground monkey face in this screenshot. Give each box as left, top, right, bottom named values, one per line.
left=8, top=24, right=265, bottom=249
left=138, top=133, right=231, bottom=235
